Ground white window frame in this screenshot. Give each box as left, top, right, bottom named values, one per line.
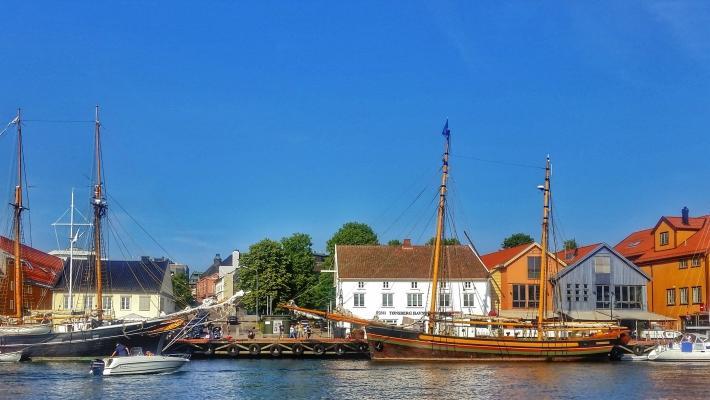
left=102, top=296, right=113, bottom=310
left=382, top=293, right=394, bottom=307
left=357, top=281, right=365, bottom=289
left=594, top=256, right=611, bottom=274
left=463, top=293, right=476, bottom=307
left=382, top=281, right=390, bottom=289
left=120, top=296, right=131, bottom=311
left=84, top=296, right=94, bottom=310
left=411, top=281, right=418, bottom=289
left=354, top=293, right=365, bottom=307
left=438, top=293, right=451, bottom=308
left=464, top=281, right=472, bottom=290
left=139, top=296, right=151, bottom=312
left=63, top=295, right=70, bottom=310
left=407, top=293, right=423, bottom=307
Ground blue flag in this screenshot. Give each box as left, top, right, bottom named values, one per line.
left=441, top=119, right=450, bottom=139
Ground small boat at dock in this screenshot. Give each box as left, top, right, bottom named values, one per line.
left=648, top=333, right=710, bottom=362
left=0, top=350, right=22, bottom=362
left=90, top=347, right=189, bottom=376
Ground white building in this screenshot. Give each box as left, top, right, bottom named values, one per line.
left=335, top=241, right=491, bottom=326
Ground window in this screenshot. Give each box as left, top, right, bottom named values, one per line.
left=512, top=284, right=539, bottom=308
left=464, top=281, right=472, bottom=290
left=407, top=293, right=423, bottom=307
left=596, top=285, right=610, bottom=308
left=139, top=296, right=151, bottom=312
left=438, top=293, right=451, bottom=307
left=680, top=288, right=689, bottom=305
left=382, top=293, right=393, bottom=307
left=692, top=258, right=701, bottom=267
left=120, top=296, right=131, bottom=310
left=63, top=295, right=70, bottom=310
left=660, top=231, right=669, bottom=246
left=692, top=287, right=702, bottom=304
left=527, top=256, right=541, bottom=279
left=614, top=286, right=643, bottom=309
left=679, top=259, right=688, bottom=269
left=411, top=282, right=418, bottom=289
left=441, top=281, right=448, bottom=289
left=357, top=281, right=365, bottom=289
left=594, top=256, right=611, bottom=274
left=353, top=293, right=365, bottom=307
left=102, top=296, right=113, bottom=310
left=9, top=281, right=13, bottom=291
left=666, top=288, right=676, bottom=306
left=382, top=281, right=390, bottom=289
left=9, top=300, right=14, bottom=310
left=463, top=293, right=476, bottom=307
left=26, top=285, right=32, bottom=294
left=84, top=296, right=94, bottom=310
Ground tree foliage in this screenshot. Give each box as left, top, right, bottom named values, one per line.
left=238, top=239, right=291, bottom=313
left=426, top=237, right=461, bottom=245
left=502, top=233, right=534, bottom=249
left=171, top=272, right=193, bottom=308
left=564, top=239, right=578, bottom=250
left=281, top=233, right=319, bottom=308
left=387, top=239, right=402, bottom=246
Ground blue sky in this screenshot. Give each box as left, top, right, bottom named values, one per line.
left=1, top=2, right=710, bottom=271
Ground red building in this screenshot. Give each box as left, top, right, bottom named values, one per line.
left=0, top=236, right=64, bottom=315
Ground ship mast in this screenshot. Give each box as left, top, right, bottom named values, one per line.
left=92, top=106, right=106, bottom=321
left=12, top=109, right=24, bottom=322
left=536, top=156, right=551, bottom=340
left=427, top=121, right=451, bottom=335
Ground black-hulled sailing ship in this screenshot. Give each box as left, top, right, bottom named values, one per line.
left=0, top=108, right=183, bottom=359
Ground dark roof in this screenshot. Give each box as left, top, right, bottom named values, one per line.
left=0, top=236, right=64, bottom=288
left=336, top=245, right=488, bottom=280
left=54, top=258, right=169, bottom=293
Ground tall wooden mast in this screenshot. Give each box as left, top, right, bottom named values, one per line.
left=92, top=105, right=106, bottom=320
left=427, top=121, right=451, bottom=334
left=12, top=109, right=24, bottom=322
left=536, top=156, right=551, bottom=340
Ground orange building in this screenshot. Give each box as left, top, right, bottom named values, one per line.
left=481, top=242, right=565, bottom=319
left=615, top=208, right=710, bottom=328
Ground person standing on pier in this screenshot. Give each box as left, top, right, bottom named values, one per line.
left=289, top=325, right=295, bottom=339
left=278, top=323, right=284, bottom=339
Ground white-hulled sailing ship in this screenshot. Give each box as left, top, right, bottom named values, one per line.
left=287, top=121, right=628, bottom=361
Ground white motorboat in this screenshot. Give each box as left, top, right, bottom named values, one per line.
left=0, top=350, right=22, bottom=362
left=648, top=333, right=710, bottom=362
left=90, top=347, right=189, bottom=376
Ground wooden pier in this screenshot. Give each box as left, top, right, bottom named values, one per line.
left=176, top=337, right=370, bottom=358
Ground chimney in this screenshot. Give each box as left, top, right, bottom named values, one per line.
left=213, top=253, right=222, bottom=266
left=682, top=207, right=690, bottom=225
left=232, top=250, right=240, bottom=268
left=402, top=239, right=413, bottom=249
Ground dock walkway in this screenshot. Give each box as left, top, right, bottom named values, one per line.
left=176, top=337, right=369, bottom=358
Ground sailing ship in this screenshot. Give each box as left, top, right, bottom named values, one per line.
left=0, top=108, right=202, bottom=358
left=287, top=121, right=628, bottom=360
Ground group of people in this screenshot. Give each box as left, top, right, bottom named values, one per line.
left=283, top=323, right=312, bottom=339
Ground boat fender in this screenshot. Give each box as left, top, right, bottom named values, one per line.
left=227, top=345, right=239, bottom=357
left=609, top=346, right=623, bottom=361
left=357, top=343, right=369, bottom=353
left=335, top=344, right=346, bottom=356
left=633, top=345, right=645, bottom=356
left=205, top=345, right=215, bottom=356
left=249, top=344, right=261, bottom=356
left=313, top=344, right=326, bottom=356
left=374, top=341, right=384, bottom=352
left=292, top=344, right=304, bottom=356
left=270, top=346, right=282, bottom=357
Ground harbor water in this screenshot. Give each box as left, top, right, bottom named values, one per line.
left=0, top=359, right=707, bottom=399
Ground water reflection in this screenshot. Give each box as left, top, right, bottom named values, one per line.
left=0, top=359, right=707, bottom=399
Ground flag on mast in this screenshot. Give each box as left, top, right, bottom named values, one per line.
left=441, top=119, right=450, bottom=139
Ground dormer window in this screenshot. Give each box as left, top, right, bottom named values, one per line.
left=357, top=281, right=365, bottom=289
left=411, top=282, right=418, bottom=289
left=382, top=281, right=390, bottom=289
left=660, top=231, right=669, bottom=246
left=464, top=281, right=472, bottom=290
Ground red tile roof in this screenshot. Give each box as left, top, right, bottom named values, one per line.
left=616, top=215, right=710, bottom=264
left=480, top=243, right=532, bottom=271
left=555, top=243, right=602, bottom=265
left=336, top=245, right=488, bottom=280
left=0, top=236, right=64, bottom=288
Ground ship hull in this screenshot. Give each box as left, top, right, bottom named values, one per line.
left=0, top=319, right=179, bottom=359
left=367, top=325, right=621, bottom=361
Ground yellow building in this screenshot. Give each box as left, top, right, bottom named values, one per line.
left=616, top=208, right=709, bottom=329
left=52, top=257, right=175, bottom=320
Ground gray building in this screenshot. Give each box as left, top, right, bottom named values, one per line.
left=552, top=243, right=670, bottom=325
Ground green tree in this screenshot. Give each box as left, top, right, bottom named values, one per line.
left=310, top=222, right=379, bottom=308
left=426, top=237, right=461, bottom=245
left=502, top=233, right=534, bottom=249
left=171, top=272, right=193, bottom=307
left=238, top=239, right=291, bottom=314
left=564, top=239, right=578, bottom=250
left=387, top=239, right=402, bottom=246
left=281, top=233, right=319, bottom=308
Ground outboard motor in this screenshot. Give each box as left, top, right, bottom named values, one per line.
left=90, top=359, right=105, bottom=376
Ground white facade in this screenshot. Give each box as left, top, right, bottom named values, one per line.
left=338, top=279, right=490, bottom=325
